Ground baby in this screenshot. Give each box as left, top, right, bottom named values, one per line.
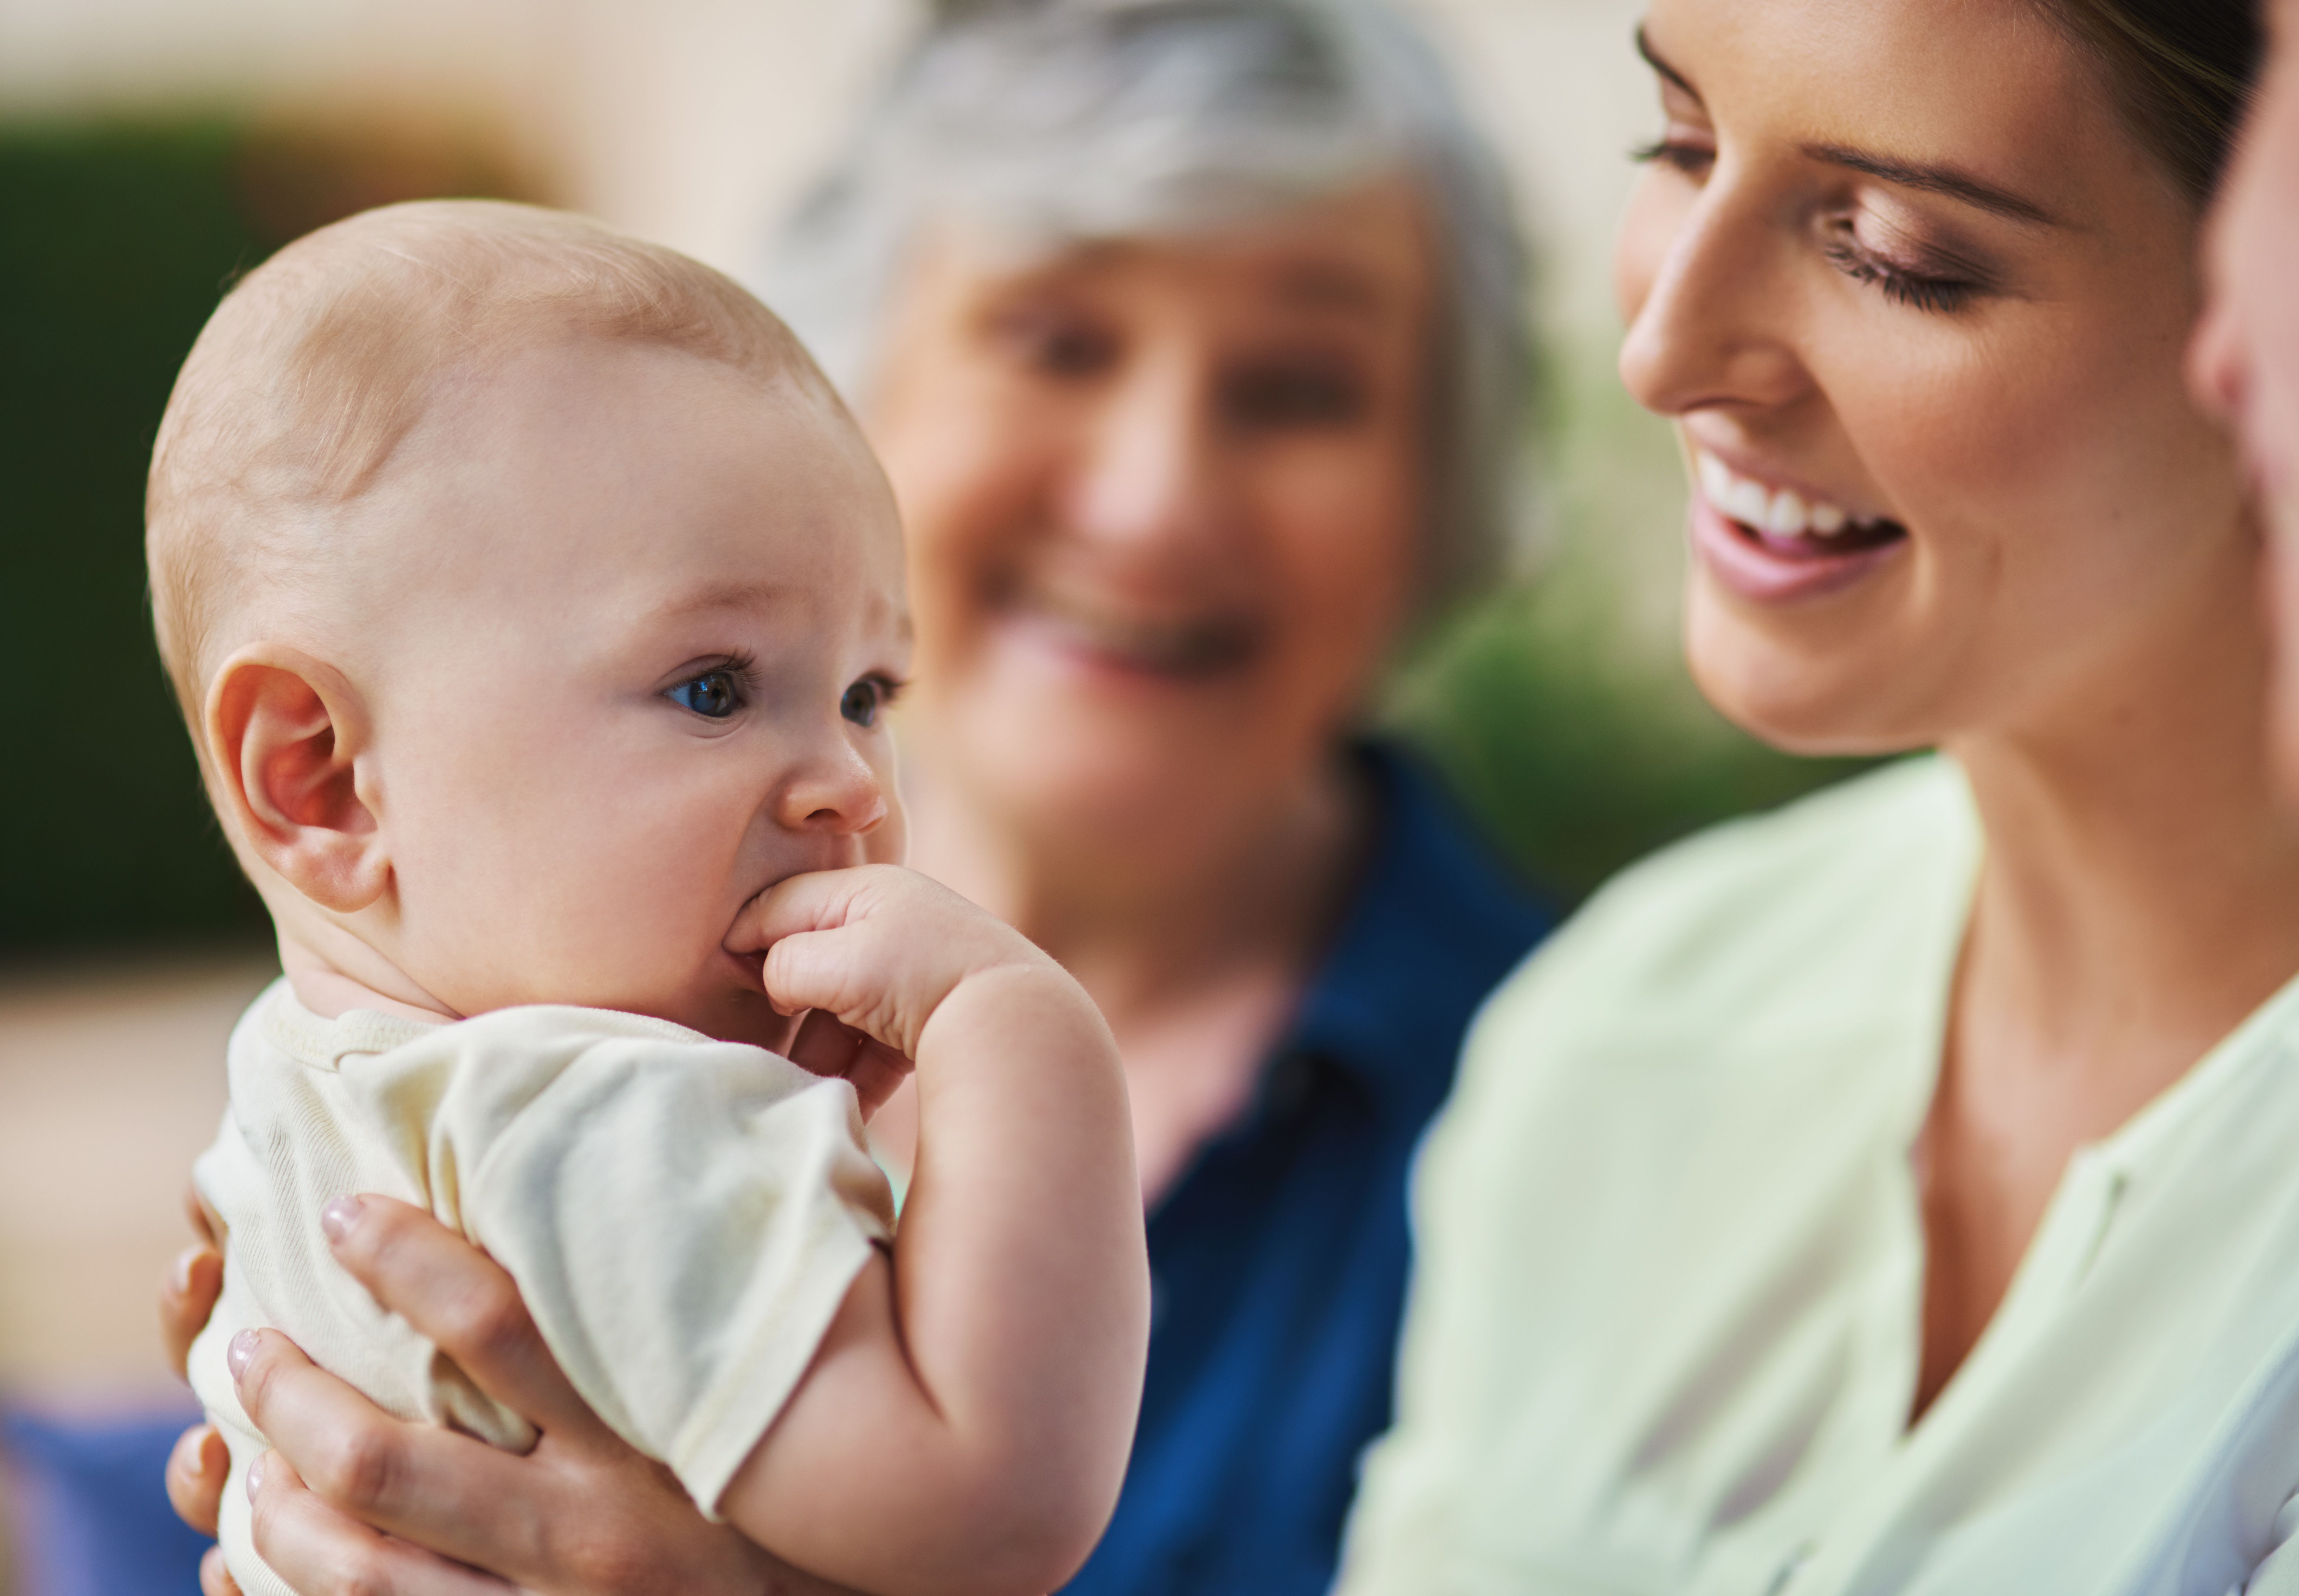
left=152, top=200, right=1147, bottom=1596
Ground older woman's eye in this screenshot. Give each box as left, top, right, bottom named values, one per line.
left=668, top=670, right=743, bottom=720
left=988, top=306, right=1120, bottom=380
left=1222, top=360, right=1369, bottom=430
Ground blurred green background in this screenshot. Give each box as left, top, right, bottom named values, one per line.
left=0, top=115, right=1864, bottom=958
left=0, top=117, right=533, bottom=958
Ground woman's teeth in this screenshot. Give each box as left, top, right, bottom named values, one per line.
left=1695, top=451, right=1865, bottom=540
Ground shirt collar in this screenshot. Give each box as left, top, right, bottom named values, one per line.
left=1272, top=743, right=1552, bottom=1119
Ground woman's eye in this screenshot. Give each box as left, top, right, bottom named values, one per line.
left=988, top=307, right=1119, bottom=380
left=1823, top=238, right=1981, bottom=315
left=840, top=679, right=883, bottom=728
left=668, top=670, right=741, bottom=720
left=1632, top=136, right=1714, bottom=179
left=1222, top=361, right=1370, bottom=430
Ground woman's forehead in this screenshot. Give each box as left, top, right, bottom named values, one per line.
left=1641, top=0, right=2132, bottom=225
left=915, top=180, right=1433, bottom=321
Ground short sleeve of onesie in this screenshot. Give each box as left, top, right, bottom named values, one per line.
left=432, top=1008, right=897, bottom=1511
left=189, top=989, right=894, bottom=1551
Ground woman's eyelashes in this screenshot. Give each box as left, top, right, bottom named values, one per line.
left=1823, top=221, right=1994, bottom=314
left=1631, top=135, right=1715, bottom=178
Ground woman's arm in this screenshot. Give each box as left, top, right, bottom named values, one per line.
left=162, top=1195, right=862, bottom=1596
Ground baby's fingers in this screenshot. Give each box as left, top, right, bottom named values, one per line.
left=723, top=867, right=890, bottom=959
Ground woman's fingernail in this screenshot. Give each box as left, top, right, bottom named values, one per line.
left=319, top=1195, right=365, bottom=1243
left=246, top=1454, right=266, bottom=1499
left=228, top=1330, right=260, bottom=1380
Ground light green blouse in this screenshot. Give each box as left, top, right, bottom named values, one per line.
left=1339, top=757, right=2299, bottom=1596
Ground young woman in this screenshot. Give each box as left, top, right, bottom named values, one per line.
left=1337, top=1, right=2299, bottom=1591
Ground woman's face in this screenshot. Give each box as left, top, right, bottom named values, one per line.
left=1614, top=0, right=2246, bottom=755
left=863, top=181, right=1431, bottom=854
left=2194, top=0, right=2299, bottom=785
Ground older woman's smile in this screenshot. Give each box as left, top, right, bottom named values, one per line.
left=988, top=573, right=1262, bottom=681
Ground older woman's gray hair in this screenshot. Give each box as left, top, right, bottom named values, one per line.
left=759, top=0, right=1534, bottom=613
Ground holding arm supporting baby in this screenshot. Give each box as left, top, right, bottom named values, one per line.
left=149, top=200, right=1149, bottom=1596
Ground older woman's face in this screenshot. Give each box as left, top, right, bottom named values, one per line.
left=865, top=182, right=1431, bottom=847
left=1615, top=0, right=2244, bottom=755
left=2194, top=0, right=2299, bottom=788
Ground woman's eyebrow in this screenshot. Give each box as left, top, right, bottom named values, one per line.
left=1800, top=143, right=2062, bottom=228
left=1634, top=26, right=1699, bottom=100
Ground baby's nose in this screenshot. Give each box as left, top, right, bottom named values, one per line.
left=774, top=744, right=888, bottom=837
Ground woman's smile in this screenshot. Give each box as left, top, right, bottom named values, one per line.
left=984, top=570, right=1263, bottom=683
left=1687, top=444, right=1910, bottom=604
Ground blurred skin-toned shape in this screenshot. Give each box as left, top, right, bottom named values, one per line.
left=2193, top=0, right=2299, bottom=790
left=1613, top=0, right=2299, bottom=1419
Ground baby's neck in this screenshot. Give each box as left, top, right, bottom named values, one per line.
left=278, top=929, right=460, bottom=1028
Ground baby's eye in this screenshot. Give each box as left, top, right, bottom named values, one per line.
left=840, top=678, right=885, bottom=728
left=668, top=670, right=742, bottom=720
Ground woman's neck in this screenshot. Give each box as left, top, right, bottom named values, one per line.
left=1948, top=621, right=2299, bottom=1092
left=1913, top=573, right=2299, bottom=1419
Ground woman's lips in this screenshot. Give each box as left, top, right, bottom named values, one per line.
left=1687, top=450, right=1909, bottom=604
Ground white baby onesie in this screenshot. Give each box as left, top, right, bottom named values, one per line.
left=188, top=981, right=894, bottom=1596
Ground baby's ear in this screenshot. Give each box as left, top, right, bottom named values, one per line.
left=205, top=647, right=389, bottom=914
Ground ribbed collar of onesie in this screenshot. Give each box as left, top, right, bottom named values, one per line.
left=258, top=980, right=446, bottom=1071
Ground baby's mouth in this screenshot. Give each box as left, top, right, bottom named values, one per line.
left=1695, top=450, right=1908, bottom=556
left=995, top=577, right=1260, bottom=679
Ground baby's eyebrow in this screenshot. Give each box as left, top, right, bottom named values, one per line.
left=650, top=579, right=792, bottom=620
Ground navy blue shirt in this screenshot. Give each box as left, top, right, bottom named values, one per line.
left=1062, top=744, right=1553, bottom=1596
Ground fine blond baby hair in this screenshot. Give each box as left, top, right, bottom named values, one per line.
left=145, top=198, right=832, bottom=736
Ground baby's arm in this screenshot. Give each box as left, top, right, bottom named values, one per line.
left=718, top=866, right=1148, bottom=1596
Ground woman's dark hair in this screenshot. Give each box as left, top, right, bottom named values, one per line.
left=2040, top=0, right=2263, bottom=205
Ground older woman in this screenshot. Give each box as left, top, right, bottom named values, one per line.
left=157, top=3, right=1549, bottom=1593
left=1336, top=1, right=2299, bottom=1592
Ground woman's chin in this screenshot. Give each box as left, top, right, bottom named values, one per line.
left=1684, top=602, right=1937, bottom=760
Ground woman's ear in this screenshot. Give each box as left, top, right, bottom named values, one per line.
left=205, top=647, right=390, bottom=915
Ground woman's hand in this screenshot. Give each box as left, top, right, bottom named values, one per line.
left=163, top=1194, right=860, bottom=1596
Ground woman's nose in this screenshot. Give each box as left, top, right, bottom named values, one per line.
left=774, top=740, right=889, bottom=838
left=1617, top=182, right=1811, bottom=420
left=1060, top=347, right=1232, bottom=554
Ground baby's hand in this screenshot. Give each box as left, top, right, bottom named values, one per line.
left=724, top=866, right=1066, bottom=1113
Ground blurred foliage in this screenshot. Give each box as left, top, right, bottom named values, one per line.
left=0, top=120, right=272, bottom=955
left=1389, top=333, right=1875, bottom=905
left=0, top=115, right=529, bottom=956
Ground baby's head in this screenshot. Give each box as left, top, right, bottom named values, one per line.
left=149, top=200, right=910, bottom=1046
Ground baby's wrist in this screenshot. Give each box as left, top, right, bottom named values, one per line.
left=914, top=958, right=1111, bottom=1071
